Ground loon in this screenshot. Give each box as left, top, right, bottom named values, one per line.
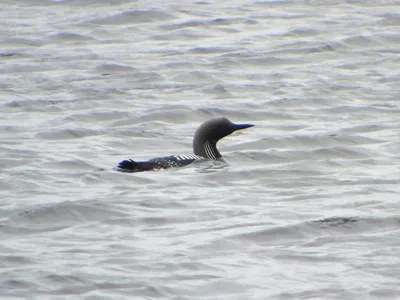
left=117, top=117, right=254, bottom=172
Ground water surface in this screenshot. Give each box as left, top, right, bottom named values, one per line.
left=1, top=0, right=400, bottom=299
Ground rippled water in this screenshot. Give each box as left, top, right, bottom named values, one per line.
left=1, top=0, right=400, bottom=299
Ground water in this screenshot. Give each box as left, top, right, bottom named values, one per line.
left=1, top=0, right=400, bottom=299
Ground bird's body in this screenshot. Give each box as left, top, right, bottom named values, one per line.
left=118, top=154, right=205, bottom=172
left=117, top=117, right=253, bottom=173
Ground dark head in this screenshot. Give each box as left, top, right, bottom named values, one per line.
left=192, top=117, right=254, bottom=160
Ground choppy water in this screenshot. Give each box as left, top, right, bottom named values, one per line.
left=1, top=0, right=400, bottom=299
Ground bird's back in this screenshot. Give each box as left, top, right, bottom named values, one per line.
left=118, top=154, right=204, bottom=173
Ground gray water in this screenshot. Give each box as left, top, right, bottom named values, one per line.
left=1, top=0, right=400, bottom=299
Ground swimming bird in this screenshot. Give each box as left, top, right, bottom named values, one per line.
left=117, top=117, right=254, bottom=172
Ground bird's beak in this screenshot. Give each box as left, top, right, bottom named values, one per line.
left=233, top=123, right=254, bottom=131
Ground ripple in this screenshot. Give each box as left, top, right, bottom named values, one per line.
left=36, top=128, right=104, bottom=140
left=5, top=201, right=128, bottom=233
left=94, top=63, right=136, bottom=74
left=150, top=28, right=211, bottom=40
left=91, top=10, right=175, bottom=25
left=46, top=32, right=95, bottom=43
left=342, top=35, right=383, bottom=48
left=377, top=12, right=400, bottom=26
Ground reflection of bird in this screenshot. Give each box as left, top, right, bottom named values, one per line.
left=117, top=117, right=254, bottom=173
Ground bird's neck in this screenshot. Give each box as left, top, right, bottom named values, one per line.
left=194, top=140, right=222, bottom=160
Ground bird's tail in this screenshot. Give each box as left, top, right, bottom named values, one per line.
left=117, top=159, right=156, bottom=173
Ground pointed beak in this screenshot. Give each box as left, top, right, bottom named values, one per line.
left=233, top=123, right=254, bottom=131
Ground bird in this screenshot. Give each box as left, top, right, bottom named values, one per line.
left=117, top=117, right=254, bottom=172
